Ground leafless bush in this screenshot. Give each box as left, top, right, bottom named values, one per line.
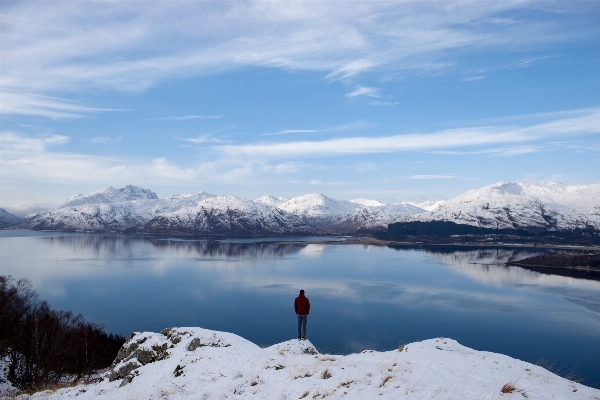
left=0, top=276, right=125, bottom=393
left=501, top=383, right=516, bottom=393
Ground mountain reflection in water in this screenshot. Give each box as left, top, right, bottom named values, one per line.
left=1, top=232, right=599, bottom=389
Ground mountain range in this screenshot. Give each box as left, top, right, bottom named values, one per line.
left=2, top=182, right=599, bottom=236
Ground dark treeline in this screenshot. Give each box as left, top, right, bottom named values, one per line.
left=0, top=276, right=125, bottom=393
left=377, top=221, right=600, bottom=245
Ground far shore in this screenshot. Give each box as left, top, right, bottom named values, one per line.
left=266, top=237, right=600, bottom=251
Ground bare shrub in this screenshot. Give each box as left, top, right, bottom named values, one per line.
left=380, top=375, right=392, bottom=387
left=501, top=383, right=516, bottom=393
left=0, top=275, right=125, bottom=393
left=321, top=369, right=331, bottom=379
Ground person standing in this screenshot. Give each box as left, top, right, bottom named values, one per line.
left=294, top=289, right=310, bottom=340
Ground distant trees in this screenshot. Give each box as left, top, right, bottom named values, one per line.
left=0, top=276, right=125, bottom=393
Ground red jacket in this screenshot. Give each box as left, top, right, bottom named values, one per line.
left=294, top=294, right=310, bottom=315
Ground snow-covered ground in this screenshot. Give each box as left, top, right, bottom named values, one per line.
left=22, top=327, right=600, bottom=399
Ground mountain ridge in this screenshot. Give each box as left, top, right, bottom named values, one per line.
left=9, top=181, right=600, bottom=235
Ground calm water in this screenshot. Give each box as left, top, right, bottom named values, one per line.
left=1, top=230, right=599, bottom=389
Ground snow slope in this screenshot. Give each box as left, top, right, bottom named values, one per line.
left=254, top=195, right=289, bottom=208
left=405, top=200, right=445, bottom=212
left=350, top=198, right=386, bottom=207
left=27, top=327, right=599, bottom=400
left=414, top=182, right=600, bottom=230
left=277, top=194, right=423, bottom=232
left=145, top=196, right=317, bottom=236
left=0, top=208, right=24, bottom=228
left=334, top=203, right=425, bottom=232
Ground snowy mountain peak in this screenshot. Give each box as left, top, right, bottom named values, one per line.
left=255, top=195, right=290, bottom=208
left=279, top=193, right=359, bottom=219
left=350, top=198, right=386, bottom=207
left=62, top=185, right=158, bottom=207
left=168, top=191, right=215, bottom=202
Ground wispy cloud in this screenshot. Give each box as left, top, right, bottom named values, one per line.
left=2, top=1, right=590, bottom=118
left=263, top=129, right=324, bottom=136
left=217, top=108, right=600, bottom=158
left=183, top=135, right=224, bottom=144
left=0, top=91, right=123, bottom=120
left=346, top=86, right=381, bottom=98
left=463, top=75, right=485, bottom=81
left=432, top=145, right=540, bottom=156
left=152, top=115, right=222, bottom=121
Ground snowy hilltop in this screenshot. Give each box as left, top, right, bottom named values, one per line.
left=16, top=327, right=599, bottom=399
left=413, top=181, right=600, bottom=231
left=11, top=181, right=600, bottom=235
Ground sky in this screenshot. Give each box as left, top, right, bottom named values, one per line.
left=1, top=0, right=600, bottom=215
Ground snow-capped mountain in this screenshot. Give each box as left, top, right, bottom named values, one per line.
left=62, top=185, right=159, bottom=207
left=15, top=181, right=600, bottom=235
left=414, top=182, right=600, bottom=230
left=334, top=203, right=426, bottom=232
left=145, top=196, right=316, bottom=236
left=350, top=198, right=386, bottom=207
left=254, top=195, right=289, bottom=208
left=405, top=200, right=445, bottom=212
left=0, top=208, right=24, bottom=228
left=273, top=193, right=423, bottom=232
left=277, top=193, right=361, bottom=227
left=22, top=187, right=217, bottom=232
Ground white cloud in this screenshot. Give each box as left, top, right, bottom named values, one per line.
left=217, top=108, right=600, bottom=158
left=346, top=86, right=381, bottom=98
left=0, top=132, right=70, bottom=152
left=2, top=1, right=591, bottom=118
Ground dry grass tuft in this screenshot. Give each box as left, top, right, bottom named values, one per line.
left=380, top=375, right=393, bottom=387
left=321, top=369, right=332, bottom=379
left=501, top=383, right=516, bottom=393
left=398, top=345, right=405, bottom=352
left=299, top=390, right=310, bottom=399
left=250, top=381, right=258, bottom=386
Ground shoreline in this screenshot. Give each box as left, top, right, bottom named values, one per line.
left=266, top=237, right=600, bottom=251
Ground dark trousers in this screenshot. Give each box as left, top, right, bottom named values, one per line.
left=297, top=315, right=307, bottom=338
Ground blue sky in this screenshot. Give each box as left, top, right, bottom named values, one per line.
left=1, top=1, right=600, bottom=214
